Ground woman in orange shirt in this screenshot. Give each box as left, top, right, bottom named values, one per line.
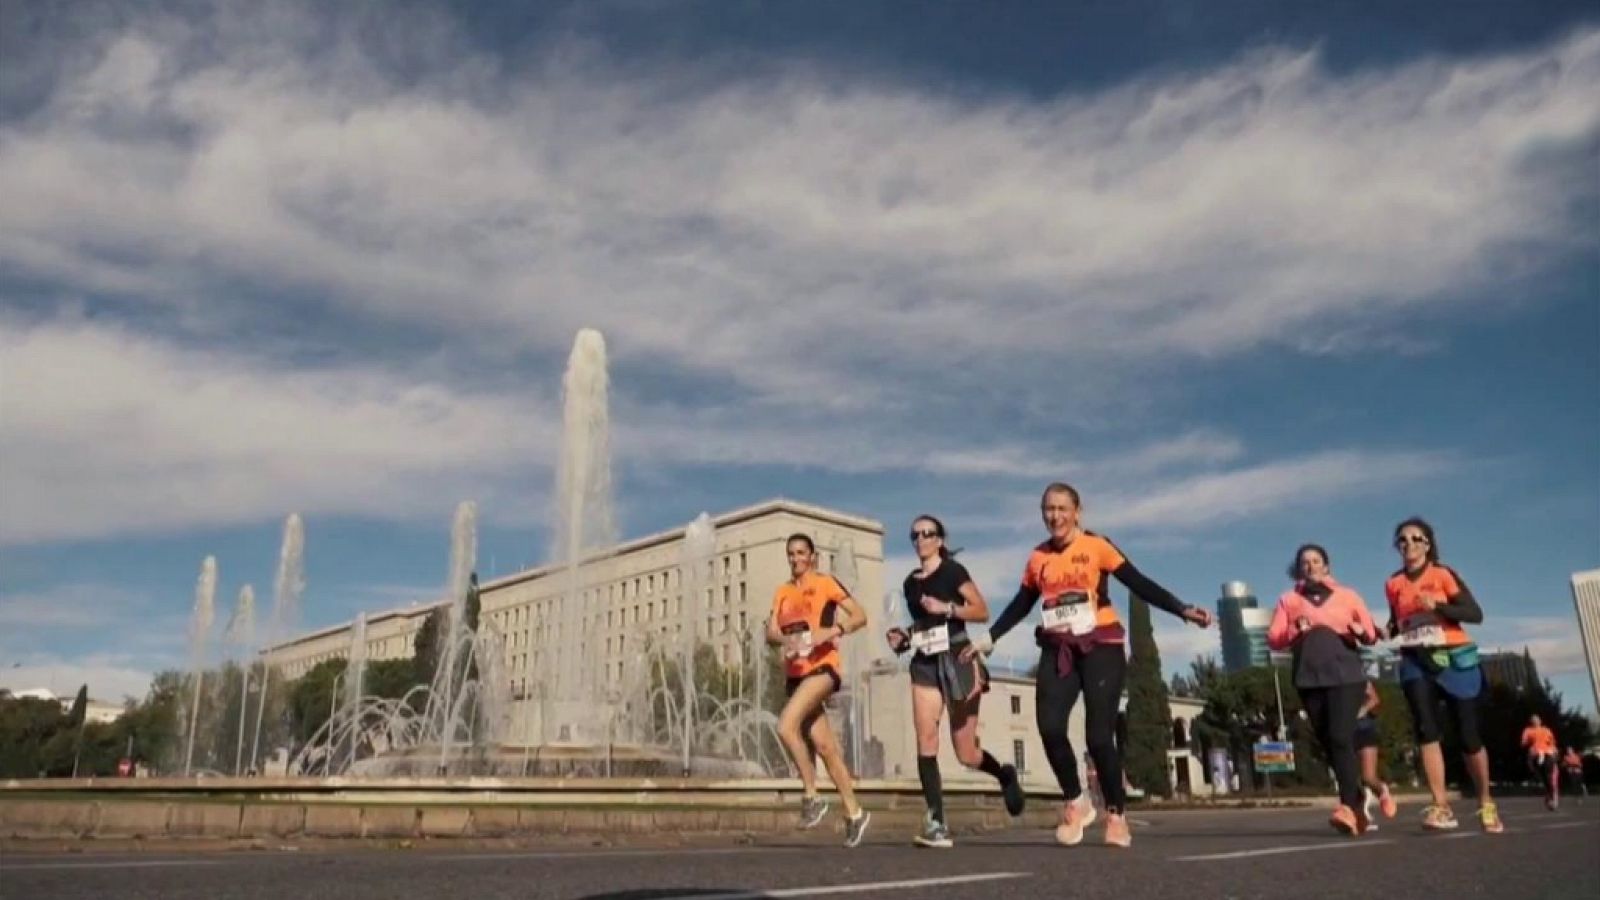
left=963, top=482, right=1212, bottom=849
left=765, top=533, right=871, bottom=847
left=1522, top=714, right=1560, bottom=810
left=1386, top=517, right=1501, bottom=833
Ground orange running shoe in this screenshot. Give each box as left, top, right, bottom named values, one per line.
left=1330, top=804, right=1359, bottom=836
left=1104, top=812, right=1132, bottom=848
left=1054, top=794, right=1096, bottom=846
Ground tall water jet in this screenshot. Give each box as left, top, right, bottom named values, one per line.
left=345, top=611, right=368, bottom=772
left=225, top=585, right=255, bottom=775
left=548, top=328, right=615, bottom=742
left=678, top=513, right=716, bottom=774
left=184, top=556, right=217, bottom=777
left=429, top=500, right=479, bottom=770
left=251, top=513, right=305, bottom=773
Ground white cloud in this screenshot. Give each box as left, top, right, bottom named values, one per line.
left=1094, top=450, right=1451, bottom=532
left=0, top=12, right=1594, bottom=408
left=0, top=654, right=159, bottom=706
left=0, top=318, right=554, bottom=544
left=1, top=8, right=1593, bottom=547
left=1477, top=616, right=1589, bottom=678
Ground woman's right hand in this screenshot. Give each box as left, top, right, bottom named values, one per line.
left=886, top=627, right=910, bottom=653
left=958, top=633, right=994, bottom=663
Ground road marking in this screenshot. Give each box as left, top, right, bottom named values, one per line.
left=665, top=872, right=1030, bottom=899
left=1174, top=840, right=1394, bottom=861
left=1, top=859, right=223, bottom=872
left=1538, top=822, right=1590, bottom=830
left=1438, top=832, right=1477, bottom=840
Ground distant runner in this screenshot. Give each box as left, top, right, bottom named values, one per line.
left=1522, top=715, right=1559, bottom=811
left=1355, top=680, right=1398, bottom=830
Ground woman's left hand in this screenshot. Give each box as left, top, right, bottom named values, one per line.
left=1182, top=606, right=1213, bottom=628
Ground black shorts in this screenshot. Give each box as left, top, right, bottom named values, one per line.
left=1355, top=718, right=1379, bottom=750
left=786, top=665, right=842, bottom=697
left=908, top=650, right=989, bottom=703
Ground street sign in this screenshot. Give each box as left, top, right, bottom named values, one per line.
left=1253, top=740, right=1295, bottom=773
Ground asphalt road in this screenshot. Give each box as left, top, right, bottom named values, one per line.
left=3, top=798, right=1596, bottom=900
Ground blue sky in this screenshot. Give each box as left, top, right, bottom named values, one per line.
left=2, top=0, right=1597, bottom=713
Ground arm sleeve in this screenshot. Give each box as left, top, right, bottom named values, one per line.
left=1266, top=597, right=1297, bottom=651
left=988, top=584, right=1041, bottom=643
left=1112, top=562, right=1188, bottom=618
left=1434, top=569, right=1483, bottom=624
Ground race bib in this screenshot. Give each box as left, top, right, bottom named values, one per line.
left=1397, top=612, right=1445, bottom=648
left=910, top=624, right=950, bottom=656
left=783, top=628, right=814, bottom=657
left=1041, top=592, right=1096, bottom=636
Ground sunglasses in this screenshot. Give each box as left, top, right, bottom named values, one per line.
left=909, top=530, right=940, bottom=541
left=1395, top=535, right=1431, bottom=547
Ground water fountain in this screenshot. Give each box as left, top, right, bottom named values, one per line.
left=545, top=327, right=616, bottom=746
left=249, top=514, right=304, bottom=773
left=182, top=556, right=217, bottom=776
left=227, top=584, right=255, bottom=775
left=291, top=502, right=511, bottom=777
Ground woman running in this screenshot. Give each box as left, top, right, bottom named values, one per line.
left=1355, top=680, right=1398, bottom=829
left=963, top=482, right=1211, bottom=848
left=766, top=532, right=872, bottom=847
left=1561, top=746, right=1587, bottom=803
left=885, top=515, right=1025, bottom=848
left=1267, top=543, right=1381, bottom=835
left=1385, top=517, right=1502, bottom=833
left=1522, top=715, right=1560, bottom=810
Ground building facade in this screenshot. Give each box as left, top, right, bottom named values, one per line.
left=1573, top=569, right=1600, bottom=717
left=262, top=601, right=443, bottom=681
left=1218, top=581, right=1269, bottom=672
left=261, top=498, right=886, bottom=746
left=1480, top=649, right=1542, bottom=693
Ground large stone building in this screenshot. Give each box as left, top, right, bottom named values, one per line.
left=261, top=498, right=886, bottom=743
left=263, top=601, right=443, bottom=681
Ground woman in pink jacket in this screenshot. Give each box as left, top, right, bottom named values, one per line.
left=1268, top=543, right=1380, bottom=835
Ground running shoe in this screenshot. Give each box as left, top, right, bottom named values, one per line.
left=1362, top=788, right=1377, bottom=832
left=1421, top=804, right=1459, bottom=831
left=913, top=812, right=952, bottom=848
left=1054, top=794, right=1096, bottom=846
left=844, top=809, right=872, bottom=848
left=1104, top=812, right=1132, bottom=848
left=1330, top=804, right=1359, bottom=836
left=1378, top=784, right=1398, bottom=819
left=1000, top=764, right=1026, bottom=817
left=1478, top=802, right=1504, bottom=834
left=799, top=795, right=828, bottom=830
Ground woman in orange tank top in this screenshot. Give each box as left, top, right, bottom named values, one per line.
left=765, top=533, right=871, bottom=846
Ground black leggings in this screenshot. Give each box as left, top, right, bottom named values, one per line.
left=1300, top=684, right=1365, bottom=809
left=1401, top=676, right=1483, bottom=753
left=1036, top=643, right=1126, bottom=813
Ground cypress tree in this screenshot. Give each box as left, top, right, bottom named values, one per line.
left=1125, top=591, right=1174, bottom=798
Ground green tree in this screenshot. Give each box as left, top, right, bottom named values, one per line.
left=1125, top=593, right=1173, bottom=797
left=0, top=696, right=69, bottom=777
left=288, top=658, right=349, bottom=743
left=412, top=608, right=445, bottom=687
